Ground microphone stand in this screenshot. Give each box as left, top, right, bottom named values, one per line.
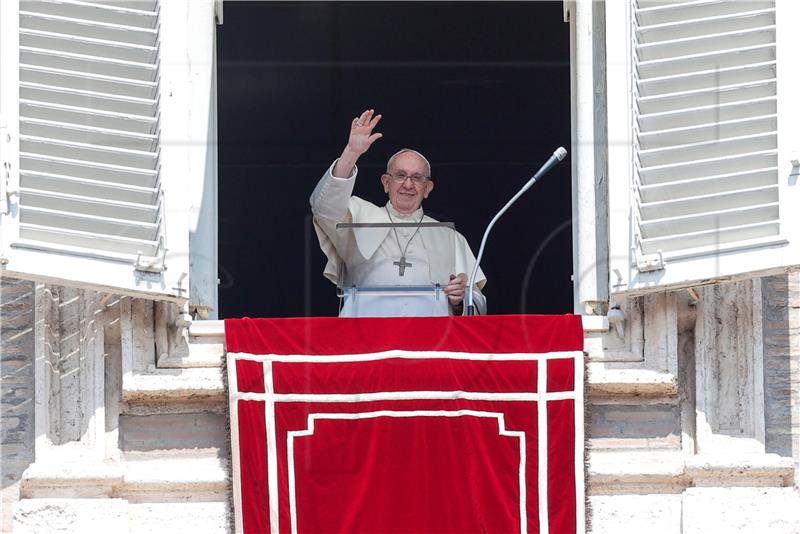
left=466, top=147, right=568, bottom=316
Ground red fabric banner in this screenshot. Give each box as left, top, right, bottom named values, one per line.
left=226, top=315, right=584, bottom=534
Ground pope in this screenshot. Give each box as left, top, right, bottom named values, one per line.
left=310, top=109, right=487, bottom=316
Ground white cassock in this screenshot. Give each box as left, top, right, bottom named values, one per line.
left=310, top=159, right=487, bottom=317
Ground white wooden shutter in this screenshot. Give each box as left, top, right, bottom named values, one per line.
left=1, top=0, right=218, bottom=306
left=607, top=0, right=800, bottom=294
left=18, top=0, right=162, bottom=256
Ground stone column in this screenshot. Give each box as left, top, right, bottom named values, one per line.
left=21, top=284, right=122, bottom=498
left=694, top=279, right=765, bottom=455
left=761, top=271, right=800, bottom=473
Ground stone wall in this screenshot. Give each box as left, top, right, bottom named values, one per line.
left=1, top=272, right=799, bottom=532
left=587, top=272, right=800, bottom=533
left=119, top=413, right=228, bottom=457
left=589, top=403, right=681, bottom=450
left=0, top=279, right=36, bottom=532
left=2, top=283, right=229, bottom=533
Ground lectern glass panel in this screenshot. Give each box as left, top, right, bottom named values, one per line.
left=335, top=222, right=456, bottom=317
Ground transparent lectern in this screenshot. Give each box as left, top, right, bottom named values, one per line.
left=335, top=221, right=456, bottom=317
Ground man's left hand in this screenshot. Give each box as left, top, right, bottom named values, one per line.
left=444, top=273, right=468, bottom=306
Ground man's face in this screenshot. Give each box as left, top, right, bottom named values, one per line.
left=380, top=152, right=434, bottom=215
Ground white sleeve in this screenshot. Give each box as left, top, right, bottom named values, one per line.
left=309, top=159, right=358, bottom=243
left=452, top=232, right=487, bottom=314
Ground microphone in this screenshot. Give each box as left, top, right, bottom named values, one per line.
left=466, top=147, right=568, bottom=316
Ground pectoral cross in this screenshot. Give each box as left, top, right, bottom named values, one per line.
left=393, top=256, right=412, bottom=276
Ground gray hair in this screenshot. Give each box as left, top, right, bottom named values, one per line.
left=386, top=148, right=432, bottom=179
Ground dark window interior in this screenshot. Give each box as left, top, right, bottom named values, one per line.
left=217, top=1, right=572, bottom=318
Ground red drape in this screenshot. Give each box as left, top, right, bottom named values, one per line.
left=227, top=315, right=584, bottom=534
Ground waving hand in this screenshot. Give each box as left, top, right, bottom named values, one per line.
left=334, top=109, right=383, bottom=177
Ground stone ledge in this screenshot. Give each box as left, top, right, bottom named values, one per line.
left=589, top=450, right=795, bottom=495
left=685, top=454, right=795, bottom=487
left=588, top=366, right=678, bottom=397
left=122, top=368, right=225, bottom=404
left=20, top=457, right=229, bottom=501
left=188, top=319, right=225, bottom=337
left=20, top=461, right=123, bottom=499
left=581, top=315, right=609, bottom=332
left=117, top=457, right=229, bottom=502
left=157, top=340, right=225, bottom=368
left=122, top=457, right=227, bottom=487
left=188, top=317, right=610, bottom=335
left=589, top=450, right=687, bottom=495
left=141, top=354, right=679, bottom=400
left=147, top=323, right=678, bottom=403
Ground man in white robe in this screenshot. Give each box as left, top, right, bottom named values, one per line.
left=310, top=109, right=487, bottom=316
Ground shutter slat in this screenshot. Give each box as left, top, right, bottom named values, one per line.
left=637, top=9, right=774, bottom=43
left=19, top=11, right=157, bottom=46
left=641, top=222, right=779, bottom=254
left=637, top=25, right=774, bottom=62
left=638, top=62, right=774, bottom=99
left=20, top=135, right=158, bottom=169
left=639, top=80, right=775, bottom=115
left=20, top=29, right=158, bottom=63
left=20, top=206, right=158, bottom=241
left=638, top=132, right=776, bottom=167
left=637, top=43, right=774, bottom=78
left=639, top=167, right=777, bottom=202
left=19, top=224, right=159, bottom=256
left=640, top=185, right=778, bottom=219
left=639, top=96, right=776, bottom=131
left=90, top=0, right=157, bottom=10
left=20, top=187, right=158, bottom=223
left=20, top=64, right=157, bottom=100
left=640, top=203, right=778, bottom=239
left=20, top=84, right=157, bottom=116
left=20, top=100, right=156, bottom=135
left=639, top=150, right=776, bottom=185
left=636, top=0, right=682, bottom=8
left=20, top=154, right=158, bottom=188
left=20, top=170, right=158, bottom=205
left=20, top=47, right=157, bottom=81
left=639, top=115, right=776, bottom=149
left=21, top=118, right=158, bottom=152
left=21, top=0, right=158, bottom=29
left=636, top=1, right=768, bottom=27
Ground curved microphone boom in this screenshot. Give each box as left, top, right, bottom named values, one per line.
left=466, top=147, right=568, bottom=316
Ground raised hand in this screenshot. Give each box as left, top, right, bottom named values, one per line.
left=346, top=109, right=383, bottom=156
left=333, top=109, right=383, bottom=178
